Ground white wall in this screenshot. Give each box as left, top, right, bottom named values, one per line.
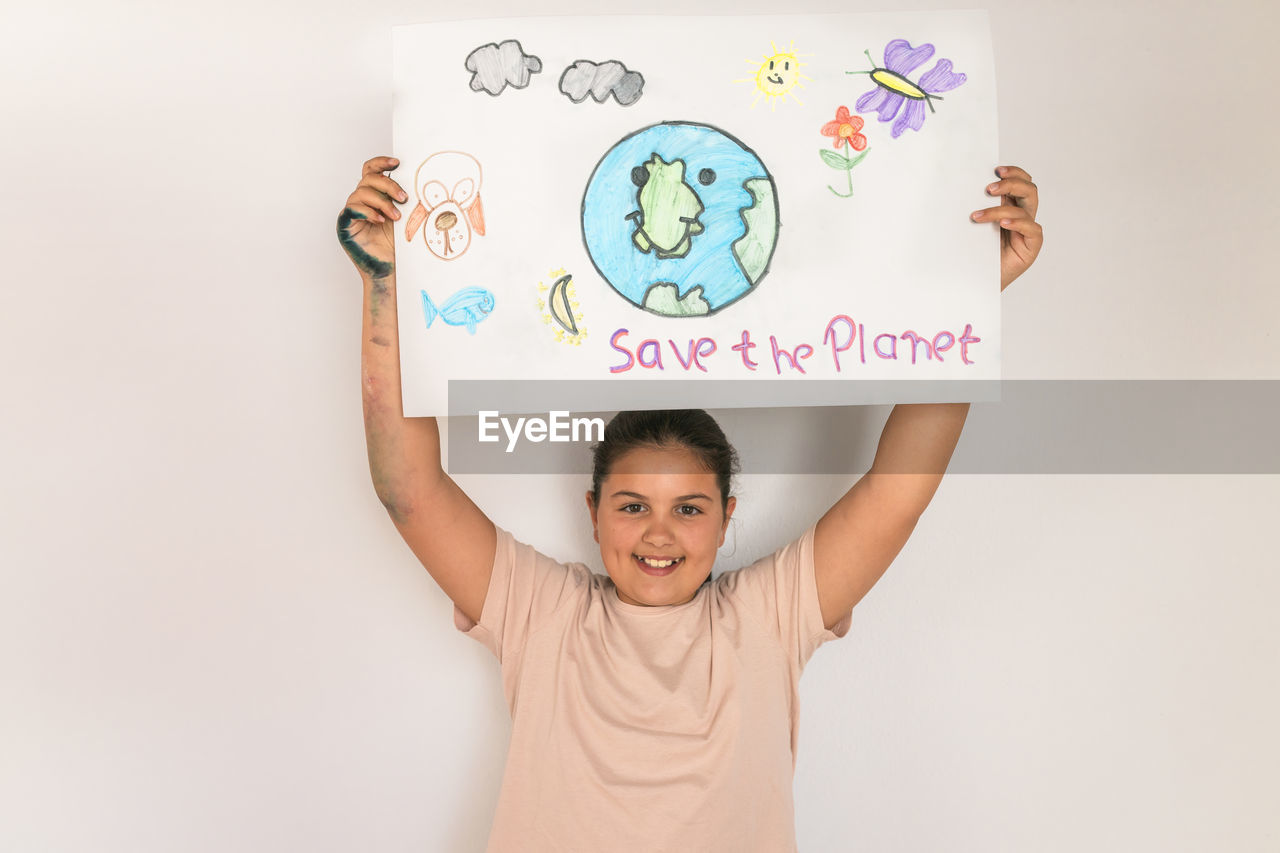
left=3, top=1, right=1277, bottom=850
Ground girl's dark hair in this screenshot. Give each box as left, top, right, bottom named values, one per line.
left=590, top=409, right=740, bottom=511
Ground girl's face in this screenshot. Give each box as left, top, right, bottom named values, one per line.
left=586, top=444, right=736, bottom=607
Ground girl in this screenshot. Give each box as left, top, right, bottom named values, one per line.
left=338, top=156, right=1041, bottom=851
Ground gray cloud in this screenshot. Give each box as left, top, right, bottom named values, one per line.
left=558, top=60, right=645, bottom=106
left=465, top=40, right=542, bottom=96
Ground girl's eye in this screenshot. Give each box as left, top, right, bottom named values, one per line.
left=676, top=505, right=702, bottom=516
left=621, top=503, right=645, bottom=513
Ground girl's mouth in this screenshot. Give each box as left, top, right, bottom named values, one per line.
left=634, top=555, right=684, bottom=576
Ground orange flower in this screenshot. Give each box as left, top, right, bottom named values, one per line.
left=820, top=106, right=868, bottom=151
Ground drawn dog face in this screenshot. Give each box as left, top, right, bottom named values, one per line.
left=405, top=151, right=486, bottom=261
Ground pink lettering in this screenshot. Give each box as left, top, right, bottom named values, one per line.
left=823, top=315, right=857, bottom=373
left=732, top=330, right=758, bottom=371
left=770, top=336, right=814, bottom=374
left=959, top=324, right=981, bottom=365
left=638, top=339, right=664, bottom=370
left=609, top=329, right=634, bottom=373
left=900, top=330, right=935, bottom=364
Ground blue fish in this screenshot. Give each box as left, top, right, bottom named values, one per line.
left=421, top=286, right=495, bottom=335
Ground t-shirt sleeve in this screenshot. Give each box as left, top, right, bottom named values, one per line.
left=718, top=524, right=852, bottom=671
left=452, top=526, right=585, bottom=665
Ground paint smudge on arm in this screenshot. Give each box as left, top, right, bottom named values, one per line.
left=368, top=275, right=392, bottom=323
left=337, top=208, right=394, bottom=280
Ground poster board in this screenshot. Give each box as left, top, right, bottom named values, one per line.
left=392, top=12, right=999, bottom=416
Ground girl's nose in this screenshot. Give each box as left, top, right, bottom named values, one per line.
left=642, top=518, right=674, bottom=547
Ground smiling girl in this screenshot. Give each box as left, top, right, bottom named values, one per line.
left=338, top=156, right=1041, bottom=851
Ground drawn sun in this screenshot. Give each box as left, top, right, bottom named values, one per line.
left=737, top=41, right=811, bottom=110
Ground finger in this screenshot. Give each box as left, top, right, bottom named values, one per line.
left=342, top=191, right=387, bottom=221
left=339, top=203, right=385, bottom=226
left=971, top=204, right=1033, bottom=223
left=985, top=177, right=1036, bottom=202
left=362, top=156, right=400, bottom=176
left=994, top=165, right=1032, bottom=183
left=360, top=173, right=409, bottom=204
left=987, top=177, right=1038, bottom=220
left=997, top=215, right=1044, bottom=244
left=350, top=186, right=401, bottom=220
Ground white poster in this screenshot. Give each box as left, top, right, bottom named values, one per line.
left=392, top=12, right=999, bottom=416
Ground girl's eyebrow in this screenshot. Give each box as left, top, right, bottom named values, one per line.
left=611, top=490, right=713, bottom=502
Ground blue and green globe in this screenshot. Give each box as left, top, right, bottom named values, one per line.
left=581, top=122, right=780, bottom=317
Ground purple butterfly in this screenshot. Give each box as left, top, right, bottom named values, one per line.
left=848, top=39, right=966, bottom=138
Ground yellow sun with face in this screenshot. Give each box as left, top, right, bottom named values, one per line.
left=737, top=41, right=812, bottom=110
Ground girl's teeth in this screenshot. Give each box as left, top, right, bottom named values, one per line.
left=640, top=557, right=679, bottom=568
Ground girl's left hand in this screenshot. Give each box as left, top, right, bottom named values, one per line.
left=972, top=165, right=1043, bottom=290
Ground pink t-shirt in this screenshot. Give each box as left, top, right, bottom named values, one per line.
left=454, top=524, right=851, bottom=852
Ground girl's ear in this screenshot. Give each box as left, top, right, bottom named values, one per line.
left=719, top=496, right=737, bottom=546
left=721, top=491, right=742, bottom=545
left=585, top=491, right=600, bottom=542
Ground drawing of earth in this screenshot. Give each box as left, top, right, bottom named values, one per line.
left=581, top=122, right=779, bottom=317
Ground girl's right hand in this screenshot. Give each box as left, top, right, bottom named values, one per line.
left=337, top=156, right=407, bottom=280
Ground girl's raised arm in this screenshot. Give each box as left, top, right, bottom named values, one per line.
left=813, top=166, right=1042, bottom=631
left=338, top=156, right=496, bottom=624
left=813, top=403, right=969, bottom=631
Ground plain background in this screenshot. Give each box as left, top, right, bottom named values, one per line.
left=3, top=1, right=1278, bottom=851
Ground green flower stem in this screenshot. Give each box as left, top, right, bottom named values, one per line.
left=823, top=142, right=869, bottom=198
left=829, top=141, right=854, bottom=198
